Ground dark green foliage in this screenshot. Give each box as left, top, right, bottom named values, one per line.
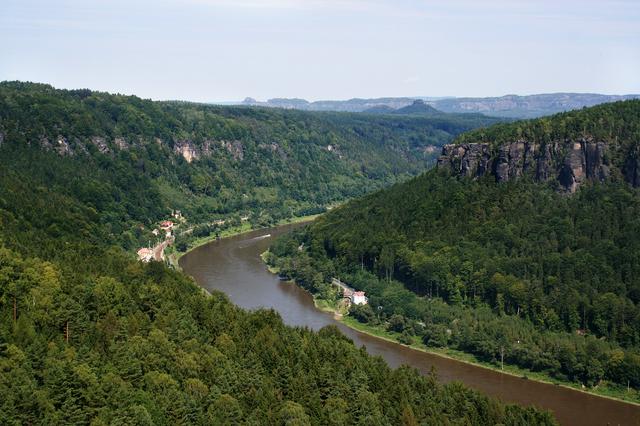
left=0, top=210, right=555, bottom=426
left=269, top=102, right=640, bottom=392
left=0, top=83, right=554, bottom=423
left=456, top=100, right=640, bottom=156
left=0, top=143, right=163, bottom=258
left=0, top=81, right=501, bottom=225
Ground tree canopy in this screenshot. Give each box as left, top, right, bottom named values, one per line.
left=0, top=82, right=554, bottom=423
left=269, top=101, right=640, bottom=395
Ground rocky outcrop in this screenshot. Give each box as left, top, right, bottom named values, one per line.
left=422, top=145, right=438, bottom=155
left=201, top=140, right=216, bottom=156
left=223, top=140, right=244, bottom=161
left=173, top=140, right=199, bottom=163
left=557, top=141, right=610, bottom=192
left=90, top=136, right=110, bottom=154
left=258, top=141, right=287, bottom=159
left=40, top=136, right=75, bottom=156
left=494, top=141, right=538, bottom=182
left=172, top=139, right=245, bottom=162
left=26, top=132, right=248, bottom=164
left=437, top=138, right=616, bottom=192
left=436, top=143, right=491, bottom=178
left=114, top=137, right=129, bottom=150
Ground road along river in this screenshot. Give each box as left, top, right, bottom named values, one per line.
left=180, top=223, right=640, bottom=426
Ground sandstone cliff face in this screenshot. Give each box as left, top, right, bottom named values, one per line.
left=26, top=133, right=247, bottom=164
left=172, top=139, right=244, bottom=162
left=222, top=140, right=244, bottom=161
left=114, top=137, right=129, bottom=150
left=173, top=140, right=199, bottom=163
left=90, top=136, right=110, bottom=154
left=40, top=136, right=75, bottom=156
left=437, top=143, right=491, bottom=179
left=437, top=139, right=616, bottom=192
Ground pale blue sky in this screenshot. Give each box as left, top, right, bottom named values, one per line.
left=1, top=0, right=639, bottom=102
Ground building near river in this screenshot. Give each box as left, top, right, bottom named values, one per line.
left=137, top=247, right=153, bottom=262
left=341, top=286, right=368, bottom=306
left=352, top=291, right=368, bottom=305
left=160, top=220, right=174, bottom=238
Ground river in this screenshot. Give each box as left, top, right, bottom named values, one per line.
left=180, top=223, right=640, bottom=426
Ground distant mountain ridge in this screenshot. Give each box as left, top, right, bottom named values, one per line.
left=434, top=93, right=640, bottom=118
left=362, top=100, right=440, bottom=116
left=241, top=96, right=426, bottom=112
left=241, top=93, right=640, bottom=118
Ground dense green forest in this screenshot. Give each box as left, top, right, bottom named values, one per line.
left=0, top=81, right=500, bottom=227
left=455, top=100, right=640, bottom=153
left=267, top=102, right=640, bottom=396
left=0, top=82, right=555, bottom=423
left=0, top=244, right=553, bottom=424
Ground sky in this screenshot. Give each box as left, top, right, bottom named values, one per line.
left=1, top=0, right=639, bottom=102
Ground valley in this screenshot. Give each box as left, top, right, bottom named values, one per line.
left=0, top=82, right=555, bottom=425
left=266, top=101, right=640, bottom=422
left=3, top=1, right=638, bottom=424
left=2, top=84, right=639, bottom=424
left=180, top=223, right=639, bottom=426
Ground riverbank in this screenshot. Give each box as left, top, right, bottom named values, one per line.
left=167, top=214, right=320, bottom=270
left=338, top=313, right=640, bottom=406
left=181, top=222, right=640, bottom=425
left=260, top=252, right=640, bottom=407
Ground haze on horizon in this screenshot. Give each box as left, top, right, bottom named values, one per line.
left=1, top=0, right=639, bottom=103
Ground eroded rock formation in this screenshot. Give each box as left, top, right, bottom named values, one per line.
left=90, top=136, right=110, bottom=154
left=173, top=140, right=199, bottom=163
left=437, top=138, right=617, bottom=192
left=114, top=137, right=129, bottom=150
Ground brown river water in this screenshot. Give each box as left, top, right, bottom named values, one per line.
left=180, top=223, right=640, bottom=426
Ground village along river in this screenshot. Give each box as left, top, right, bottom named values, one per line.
left=180, top=223, right=640, bottom=426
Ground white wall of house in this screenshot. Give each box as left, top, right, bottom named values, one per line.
left=353, top=293, right=367, bottom=305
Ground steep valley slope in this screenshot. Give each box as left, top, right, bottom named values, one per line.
left=268, top=100, right=640, bottom=401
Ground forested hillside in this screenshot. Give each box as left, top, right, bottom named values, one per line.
left=438, top=100, right=640, bottom=193
left=0, top=246, right=553, bottom=424
left=0, top=84, right=554, bottom=423
left=268, top=101, right=640, bottom=399
left=0, top=81, right=500, bottom=226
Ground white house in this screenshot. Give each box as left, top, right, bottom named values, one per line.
left=352, top=291, right=368, bottom=305
left=137, top=247, right=154, bottom=262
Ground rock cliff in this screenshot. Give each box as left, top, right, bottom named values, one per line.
left=173, top=140, right=199, bottom=163
left=437, top=138, right=618, bottom=192
left=31, top=133, right=247, bottom=165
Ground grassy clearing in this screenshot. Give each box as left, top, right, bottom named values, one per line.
left=276, top=213, right=322, bottom=225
